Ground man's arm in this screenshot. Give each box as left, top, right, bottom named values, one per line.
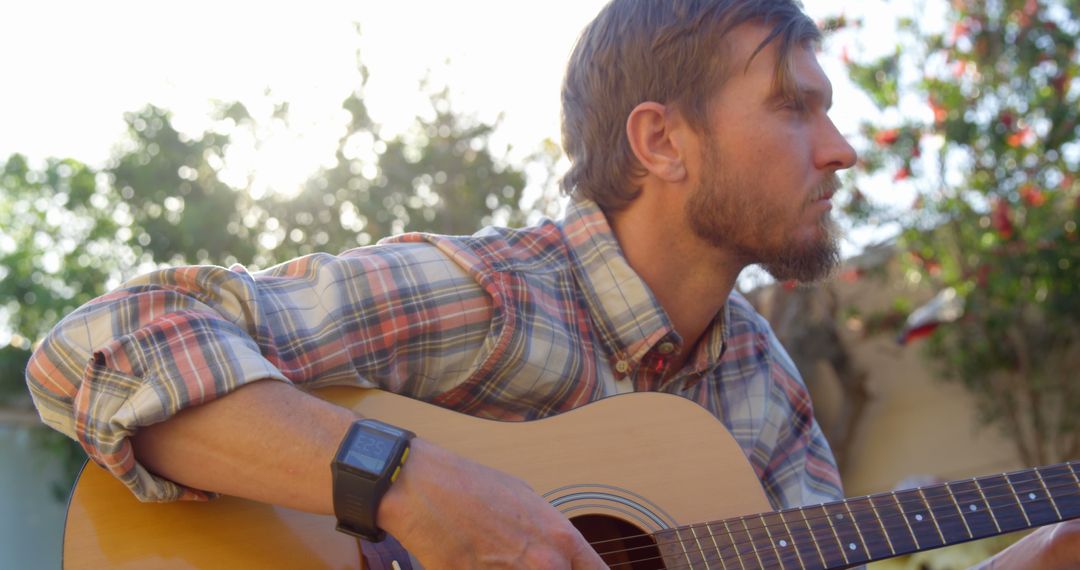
left=27, top=252, right=604, bottom=568
left=131, top=378, right=606, bottom=568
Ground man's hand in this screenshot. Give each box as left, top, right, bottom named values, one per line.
left=973, top=519, right=1080, bottom=569
left=379, top=438, right=608, bottom=569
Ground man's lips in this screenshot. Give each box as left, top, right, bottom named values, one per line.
left=811, top=175, right=842, bottom=202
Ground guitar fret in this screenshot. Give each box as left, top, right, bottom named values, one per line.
left=787, top=508, right=827, bottom=569
left=677, top=526, right=707, bottom=569
left=977, top=474, right=1029, bottom=532
left=890, top=492, right=921, bottom=551
left=777, top=510, right=809, bottom=570
left=760, top=512, right=801, bottom=570
left=873, top=493, right=918, bottom=554
left=757, top=514, right=784, bottom=570
left=1007, top=469, right=1059, bottom=526
left=972, top=477, right=1004, bottom=533
left=1004, top=476, right=1033, bottom=526
left=847, top=497, right=891, bottom=559
left=744, top=515, right=781, bottom=568
left=722, top=520, right=750, bottom=570
left=824, top=501, right=866, bottom=565
left=1065, top=463, right=1080, bottom=518
left=916, top=488, right=948, bottom=544
left=653, top=529, right=686, bottom=569
left=820, top=504, right=850, bottom=566
left=740, top=517, right=766, bottom=569
left=869, top=497, right=896, bottom=555
left=945, top=484, right=975, bottom=538
left=1034, top=468, right=1063, bottom=519
left=1039, top=463, right=1080, bottom=519
left=690, top=523, right=716, bottom=569
left=922, top=484, right=971, bottom=542
left=842, top=501, right=870, bottom=557
left=699, top=522, right=725, bottom=565
left=704, top=521, right=733, bottom=570
left=947, top=480, right=998, bottom=539
left=895, top=488, right=943, bottom=549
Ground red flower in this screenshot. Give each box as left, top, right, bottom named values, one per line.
left=1007, top=127, right=1032, bottom=148
left=992, top=199, right=1014, bottom=239
left=951, top=21, right=970, bottom=44
left=1020, top=184, right=1046, bottom=207
left=874, top=129, right=901, bottom=145
left=930, top=98, right=949, bottom=125
left=894, top=167, right=911, bottom=181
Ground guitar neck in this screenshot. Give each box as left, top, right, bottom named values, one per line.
left=658, top=461, right=1080, bottom=569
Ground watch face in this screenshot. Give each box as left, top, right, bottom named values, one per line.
left=345, top=428, right=397, bottom=474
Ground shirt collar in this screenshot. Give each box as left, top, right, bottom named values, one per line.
left=558, top=198, right=729, bottom=379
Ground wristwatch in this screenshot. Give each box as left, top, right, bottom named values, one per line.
left=331, top=418, right=416, bottom=541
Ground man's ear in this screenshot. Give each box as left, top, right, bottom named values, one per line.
left=626, top=102, right=693, bottom=183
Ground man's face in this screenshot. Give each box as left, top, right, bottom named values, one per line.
left=683, top=24, right=856, bottom=283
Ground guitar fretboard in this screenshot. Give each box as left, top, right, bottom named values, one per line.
left=654, top=461, right=1080, bottom=570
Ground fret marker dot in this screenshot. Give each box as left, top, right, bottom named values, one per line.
left=779, top=540, right=789, bottom=548
left=849, top=543, right=857, bottom=551
left=969, top=504, right=977, bottom=512
left=1029, top=493, right=1037, bottom=500
left=836, top=514, right=844, bottom=521
left=915, top=514, right=924, bottom=522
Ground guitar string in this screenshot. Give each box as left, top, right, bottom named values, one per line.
left=588, top=468, right=1080, bottom=552
left=607, top=484, right=1080, bottom=570
left=595, top=478, right=1080, bottom=569
left=587, top=466, right=1079, bottom=550
left=585, top=468, right=1080, bottom=568
left=593, top=477, right=1080, bottom=567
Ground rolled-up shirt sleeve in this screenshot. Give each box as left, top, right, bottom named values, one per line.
left=25, top=245, right=494, bottom=502
left=26, top=264, right=295, bottom=501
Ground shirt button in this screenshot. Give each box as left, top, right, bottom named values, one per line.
left=614, top=360, right=630, bottom=374
left=658, top=342, right=676, bottom=355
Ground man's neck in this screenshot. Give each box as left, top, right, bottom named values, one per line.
left=607, top=193, right=744, bottom=356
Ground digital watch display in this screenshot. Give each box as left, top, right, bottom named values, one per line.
left=331, top=419, right=415, bottom=541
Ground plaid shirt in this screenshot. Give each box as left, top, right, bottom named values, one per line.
left=26, top=198, right=843, bottom=511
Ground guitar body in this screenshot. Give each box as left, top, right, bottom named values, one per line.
left=63, top=388, right=772, bottom=569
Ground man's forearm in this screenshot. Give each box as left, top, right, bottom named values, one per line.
left=131, top=379, right=355, bottom=515
left=129, top=377, right=607, bottom=568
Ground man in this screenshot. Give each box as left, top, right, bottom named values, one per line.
left=26, top=0, right=1077, bottom=568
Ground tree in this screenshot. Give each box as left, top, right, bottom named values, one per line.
left=3, top=50, right=560, bottom=498
left=831, top=0, right=1079, bottom=466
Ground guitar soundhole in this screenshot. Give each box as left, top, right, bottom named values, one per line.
left=571, top=514, right=663, bottom=569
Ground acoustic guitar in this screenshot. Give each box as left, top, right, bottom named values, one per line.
left=63, top=387, right=1079, bottom=569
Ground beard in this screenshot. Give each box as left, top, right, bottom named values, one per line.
left=685, top=143, right=841, bottom=284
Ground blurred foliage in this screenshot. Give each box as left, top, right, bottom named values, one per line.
left=832, top=0, right=1080, bottom=467
left=1, top=50, right=560, bottom=495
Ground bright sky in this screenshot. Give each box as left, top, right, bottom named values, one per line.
left=1, top=0, right=934, bottom=251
